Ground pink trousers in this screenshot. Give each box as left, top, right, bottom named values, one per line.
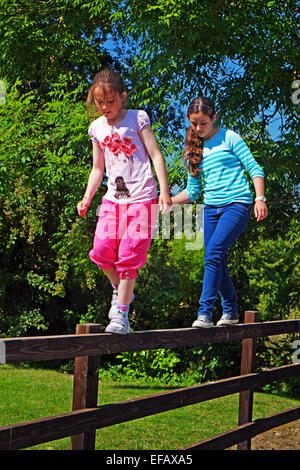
left=89, top=198, right=159, bottom=280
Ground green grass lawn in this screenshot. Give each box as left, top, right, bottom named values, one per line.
left=0, top=364, right=299, bottom=450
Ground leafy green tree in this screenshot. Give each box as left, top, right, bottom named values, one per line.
left=0, top=80, right=106, bottom=335
left=0, top=0, right=112, bottom=96
left=243, top=235, right=300, bottom=320
left=0, top=0, right=299, bottom=341
left=83, top=0, right=299, bottom=134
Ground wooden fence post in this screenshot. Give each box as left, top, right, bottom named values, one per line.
left=237, top=310, right=259, bottom=450
left=70, top=323, right=102, bottom=450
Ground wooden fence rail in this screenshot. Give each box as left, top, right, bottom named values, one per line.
left=0, top=311, right=299, bottom=451
left=1, top=319, right=299, bottom=364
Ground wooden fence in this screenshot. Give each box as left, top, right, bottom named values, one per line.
left=0, top=311, right=299, bottom=451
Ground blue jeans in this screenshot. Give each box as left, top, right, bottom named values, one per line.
left=198, top=202, right=251, bottom=318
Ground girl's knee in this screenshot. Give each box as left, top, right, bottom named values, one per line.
left=89, top=240, right=116, bottom=270
left=204, top=245, right=223, bottom=264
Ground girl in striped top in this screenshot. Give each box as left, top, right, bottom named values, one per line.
left=171, top=97, right=268, bottom=327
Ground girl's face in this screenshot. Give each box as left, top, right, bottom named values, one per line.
left=189, top=111, right=217, bottom=140
left=94, top=85, right=127, bottom=125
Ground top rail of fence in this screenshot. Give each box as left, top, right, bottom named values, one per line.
left=0, top=318, right=299, bottom=364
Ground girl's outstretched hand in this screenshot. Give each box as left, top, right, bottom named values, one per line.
left=77, top=199, right=90, bottom=218
left=254, top=200, right=268, bottom=222
left=159, top=191, right=173, bottom=215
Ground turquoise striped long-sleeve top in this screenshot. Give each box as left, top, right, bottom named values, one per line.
left=184, top=128, right=264, bottom=206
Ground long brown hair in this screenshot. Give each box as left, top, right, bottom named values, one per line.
left=86, top=68, right=126, bottom=118
left=183, top=96, right=216, bottom=176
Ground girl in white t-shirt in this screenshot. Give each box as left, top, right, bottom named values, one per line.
left=77, top=68, right=171, bottom=334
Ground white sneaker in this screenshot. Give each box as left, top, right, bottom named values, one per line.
left=217, top=314, right=239, bottom=326
left=192, top=315, right=214, bottom=328
left=108, top=292, right=135, bottom=319
left=105, top=309, right=131, bottom=334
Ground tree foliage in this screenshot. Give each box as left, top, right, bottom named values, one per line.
left=84, top=0, right=299, bottom=138
left=0, top=0, right=299, bottom=341
left=0, top=0, right=112, bottom=95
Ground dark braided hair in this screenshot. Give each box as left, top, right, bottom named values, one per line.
left=183, top=97, right=216, bottom=176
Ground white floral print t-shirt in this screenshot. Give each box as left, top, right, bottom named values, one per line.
left=88, top=110, right=158, bottom=203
